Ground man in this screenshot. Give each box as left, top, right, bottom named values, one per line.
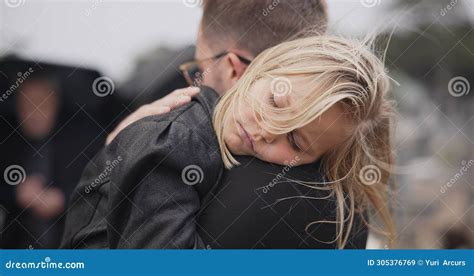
left=61, top=0, right=368, bottom=249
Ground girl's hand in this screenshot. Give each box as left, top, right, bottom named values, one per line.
left=105, top=87, right=200, bottom=145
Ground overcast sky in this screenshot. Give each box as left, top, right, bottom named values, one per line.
left=0, top=0, right=398, bottom=81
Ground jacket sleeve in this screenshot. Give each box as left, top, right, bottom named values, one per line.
left=106, top=117, right=219, bottom=248
left=60, top=146, right=111, bottom=249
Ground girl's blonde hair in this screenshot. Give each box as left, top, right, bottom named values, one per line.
left=213, top=35, right=397, bottom=248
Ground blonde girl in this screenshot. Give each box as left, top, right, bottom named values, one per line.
left=213, top=35, right=396, bottom=248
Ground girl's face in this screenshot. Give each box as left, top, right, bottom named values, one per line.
left=222, top=78, right=352, bottom=166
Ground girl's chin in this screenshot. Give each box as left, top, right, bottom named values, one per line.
left=225, top=135, right=249, bottom=155
left=228, top=145, right=252, bottom=156
left=226, top=142, right=255, bottom=157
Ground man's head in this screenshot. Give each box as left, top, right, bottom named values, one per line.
left=194, top=0, right=328, bottom=94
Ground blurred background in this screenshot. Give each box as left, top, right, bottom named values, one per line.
left=0, top=0, right=472, bottom=249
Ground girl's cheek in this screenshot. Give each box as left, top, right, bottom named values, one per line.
left=244, top=111, right=257, bottom=125
left=260, top=146, right=297, bottom=165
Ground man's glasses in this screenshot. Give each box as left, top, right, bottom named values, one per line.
left=179, top=51, right=252, bottom=86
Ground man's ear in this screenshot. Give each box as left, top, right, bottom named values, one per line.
left=226, top=53, right=248, bottom=86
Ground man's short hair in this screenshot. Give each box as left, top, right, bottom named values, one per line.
left=201, top=0, right=328, bottom=56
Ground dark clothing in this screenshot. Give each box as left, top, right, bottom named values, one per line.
left=61, top=87, right=367, bottom=249
left=198, top=156, right=368, bottom=248
left=0, top=59, right=125, bottom=248
left=61, top=87, right=223, bottom=249
left=0, top=114, right=105, bottom=248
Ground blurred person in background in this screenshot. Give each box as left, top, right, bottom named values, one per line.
left=15, top=76, right=65, bottom=236
left=1, top=75, right=64, bottom=248
left=0, top=55, right=126, bottom=248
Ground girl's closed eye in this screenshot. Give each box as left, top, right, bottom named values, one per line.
left=287, top=132, right=303, bottom=152
left=268, top=93, right=303, bottom=152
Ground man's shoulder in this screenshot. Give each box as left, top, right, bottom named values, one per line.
left=107, top=87, right=223, bottom=200
left=113, top=87, right=219, bottom=153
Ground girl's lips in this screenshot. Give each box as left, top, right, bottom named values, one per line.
left=237, top=122, right=255, bottom=153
